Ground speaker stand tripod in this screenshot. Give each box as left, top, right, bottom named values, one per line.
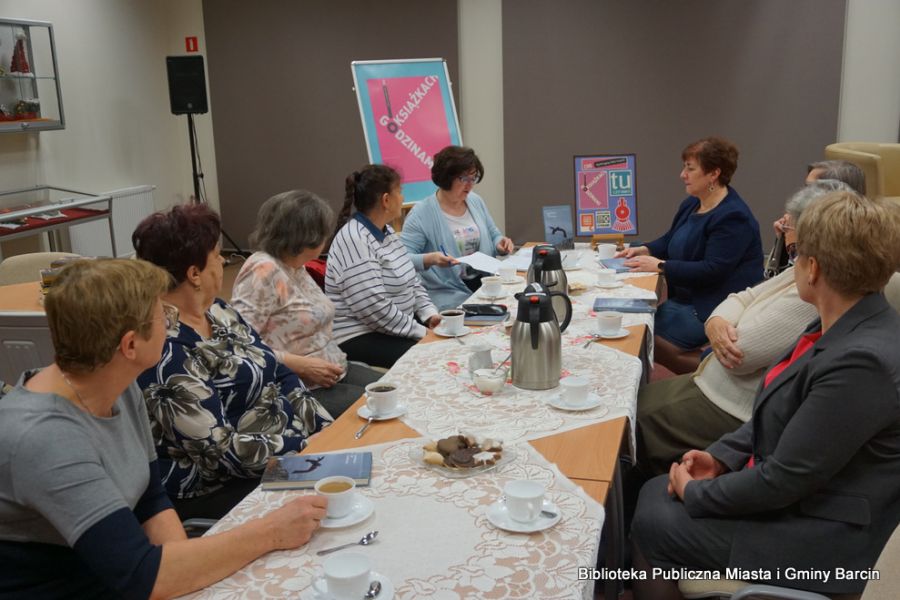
left=185, top=113, right=249, bottom=258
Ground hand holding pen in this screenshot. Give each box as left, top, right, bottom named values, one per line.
left=424, top=244, right=459, bottom=268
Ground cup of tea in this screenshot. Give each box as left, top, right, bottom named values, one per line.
left=315, top=475, right=357, bottom=519
left=504, top=479, right=545, bottom=523
left=596, top=311, right=623, bottom=336
left=440, top=309, right=465, bottom=335
left=498, top=264, right=517, bottom=282
left=364, top=382, right=399, bottom=416
left=560, top=375, right=590, bottom=406
left=319, top=552, right=372, bottom=599
left=480, top=276, right=503, bottom=297
left=596, top=268, right=617, bottom=286
left=596, top=243, right=617, bottom=259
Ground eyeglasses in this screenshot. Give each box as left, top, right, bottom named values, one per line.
left=457, top=174, right=478, bottom=185
left=144, top=303, right=179, bottom=330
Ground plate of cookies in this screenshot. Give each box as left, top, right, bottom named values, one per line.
left=411, top=434, right=514, bottom=479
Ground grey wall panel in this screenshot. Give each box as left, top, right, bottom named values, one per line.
left=502, top=0, right=845, bottom=244
left=203, top=0, right=459, bottom=247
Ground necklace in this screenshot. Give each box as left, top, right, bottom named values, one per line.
left=60, top=371, right=94, bottom=416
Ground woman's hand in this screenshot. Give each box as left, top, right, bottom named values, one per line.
left=423, top=252, right=459, bottom=269
left=623, top=255, right=663, bottom=273
left=283, top=354, right=344, bottom=388
left=266, top=495, right=328, bottom=549
left=705, top=316, right=744, bottom=368
left=426, top=315, right=442, bottom=329
left=615, top=245, right=648, bottom=259
left=667, top=450, right=726, bottom=500
left=495, top=237, right=515, bottom=255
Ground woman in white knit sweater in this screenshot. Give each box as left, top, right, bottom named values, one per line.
left=636, top=180, right=900, bottom=475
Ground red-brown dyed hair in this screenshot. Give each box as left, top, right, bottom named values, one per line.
left=681, top=136, right=739, bottom=186
left=132, top=203, right=221, bottom=287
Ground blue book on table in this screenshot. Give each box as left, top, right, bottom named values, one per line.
left=598, top=258, right=630, bottom=273
left=261, top=452, right=373, bottom=490
left=592, top=298, right=655, bottom=314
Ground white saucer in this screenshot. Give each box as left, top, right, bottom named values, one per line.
left=312, top=571, right=395, bottom=600
left=320, top=493, right=375, bottom=528
left=546, top=392, right=609, bottom=413
left=500, top=275, right=525, bottom=285
left=357, top=404, right=407, bottom=421
left=595, top=280, right=623, bottom=289
left=476, top=289, right=508, bottom=300
left=434, top=325, right=472, bottom=338
left=595, top=328, right=630, bottom=339
left=486, top=500, right=561, bottom=533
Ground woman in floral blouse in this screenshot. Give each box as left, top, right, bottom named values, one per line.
left=231, top=190, right=382, bottom=418
left=133, top=204, right=333, bottom=520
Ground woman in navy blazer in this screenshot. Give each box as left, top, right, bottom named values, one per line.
left=630, top=192, right=900, bottom=598
left=619, top=137, right=763, bottom=371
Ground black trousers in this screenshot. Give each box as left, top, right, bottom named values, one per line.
left=339, top=332, right=417, bottom=369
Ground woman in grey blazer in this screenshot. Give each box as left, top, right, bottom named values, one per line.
left=631, top=191, right=900, bottom=598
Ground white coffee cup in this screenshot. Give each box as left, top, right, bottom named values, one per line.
left=481, top=276, right=503, bottom=297
left=315, top=475, right=357, bottom=519
left=596, top=243, right=617, bottom=259
left=560, top=375, right=590, bottom=406
left=596, top=311, right=623, bottom=335
left=504, top=479, right=545, bottom=523
left=320, top=552, right=371, bottom=599
left=498, top=264, right=517, bottom=282
left=596, top=268, right=616, bottom=286
left=364, top=381, right=399, bottom=416
left=439, top=309, right=465, bottom=335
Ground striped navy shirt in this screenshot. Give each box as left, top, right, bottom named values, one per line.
left=327, top=213, right=438, bottom=344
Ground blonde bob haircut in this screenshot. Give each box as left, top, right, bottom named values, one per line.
left=796, top=192, right=900, bottom=296
left=45, top=258, right=171, bottom=374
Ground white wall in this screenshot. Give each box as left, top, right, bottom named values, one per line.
left=458, top=0, right=505, bottom=229
left=838, top=0, right=900, bottom=141
left=0, top=0, right=218, bottom=255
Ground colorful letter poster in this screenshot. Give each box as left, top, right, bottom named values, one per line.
left=352, top=59, right=462, bottom=204
left=573, top=154, right=638, bottom=236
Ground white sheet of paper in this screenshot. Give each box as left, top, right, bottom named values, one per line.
left=456, top=251, right=504, bottom=274
left=501, top=254, right=533, bottom=271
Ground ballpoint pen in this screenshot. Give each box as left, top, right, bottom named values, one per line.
left=439, top=244, right=449, bottom=256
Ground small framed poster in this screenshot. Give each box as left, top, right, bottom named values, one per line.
left=542, top=205, right=574, bottom=249
left=573, top=154, right=638, bottom=236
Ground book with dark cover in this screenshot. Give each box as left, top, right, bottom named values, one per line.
left=261, top=452, right=373, bottom=490
left=592, top=298, right=656, bottom=314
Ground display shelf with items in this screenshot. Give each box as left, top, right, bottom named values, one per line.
left=0, top=18, right=64, bottom=132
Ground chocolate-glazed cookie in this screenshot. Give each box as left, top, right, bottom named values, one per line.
left=447, top=447, right=480, bottom=468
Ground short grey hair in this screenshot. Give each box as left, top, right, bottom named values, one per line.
left=807, top=160, right=866, bottom=195
left=785, top=179, right=852, bottom=224
left=248, top=190, right=335, bottom=260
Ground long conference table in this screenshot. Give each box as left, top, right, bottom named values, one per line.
left=0, top=256, right=660, bottom=599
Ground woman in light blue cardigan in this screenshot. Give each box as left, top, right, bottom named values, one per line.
left=401, top=146, right=513, bottom=310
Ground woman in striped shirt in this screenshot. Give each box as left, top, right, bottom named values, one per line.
left=327, top=164, right=440, bottom=368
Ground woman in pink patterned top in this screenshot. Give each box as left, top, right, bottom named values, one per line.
left=231, top=190, right=382, bottom=417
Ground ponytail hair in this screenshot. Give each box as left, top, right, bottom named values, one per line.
left=332, top=164, right=401, bottom=236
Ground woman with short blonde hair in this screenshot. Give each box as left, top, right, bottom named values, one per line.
left=0, top=258, right=329, bottom=599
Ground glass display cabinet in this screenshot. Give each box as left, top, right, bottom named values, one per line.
left=0, top=18, right=64, bottom=132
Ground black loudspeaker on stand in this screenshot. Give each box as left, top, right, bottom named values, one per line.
left=166, top=55, right=247, bottom=257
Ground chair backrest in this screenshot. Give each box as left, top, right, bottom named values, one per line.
left=0, top=311, right=54, bottom=384
left=861, top=520, right=900, bottom=600
left=304, top=258, right=327, bottom=290
left=0, top=252, right=81, bottom=286
left=825, top=142, right=900, bottom=200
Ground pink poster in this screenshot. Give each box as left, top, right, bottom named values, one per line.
left=366, top=76, right=452, bottom=183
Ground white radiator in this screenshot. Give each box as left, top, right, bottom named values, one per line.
left=68, top=185, right=156, bottom=257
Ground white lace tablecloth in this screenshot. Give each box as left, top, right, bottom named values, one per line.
left=182, top=438, right=604, bottom=600
left=389, top=325, right=642, bottom=453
